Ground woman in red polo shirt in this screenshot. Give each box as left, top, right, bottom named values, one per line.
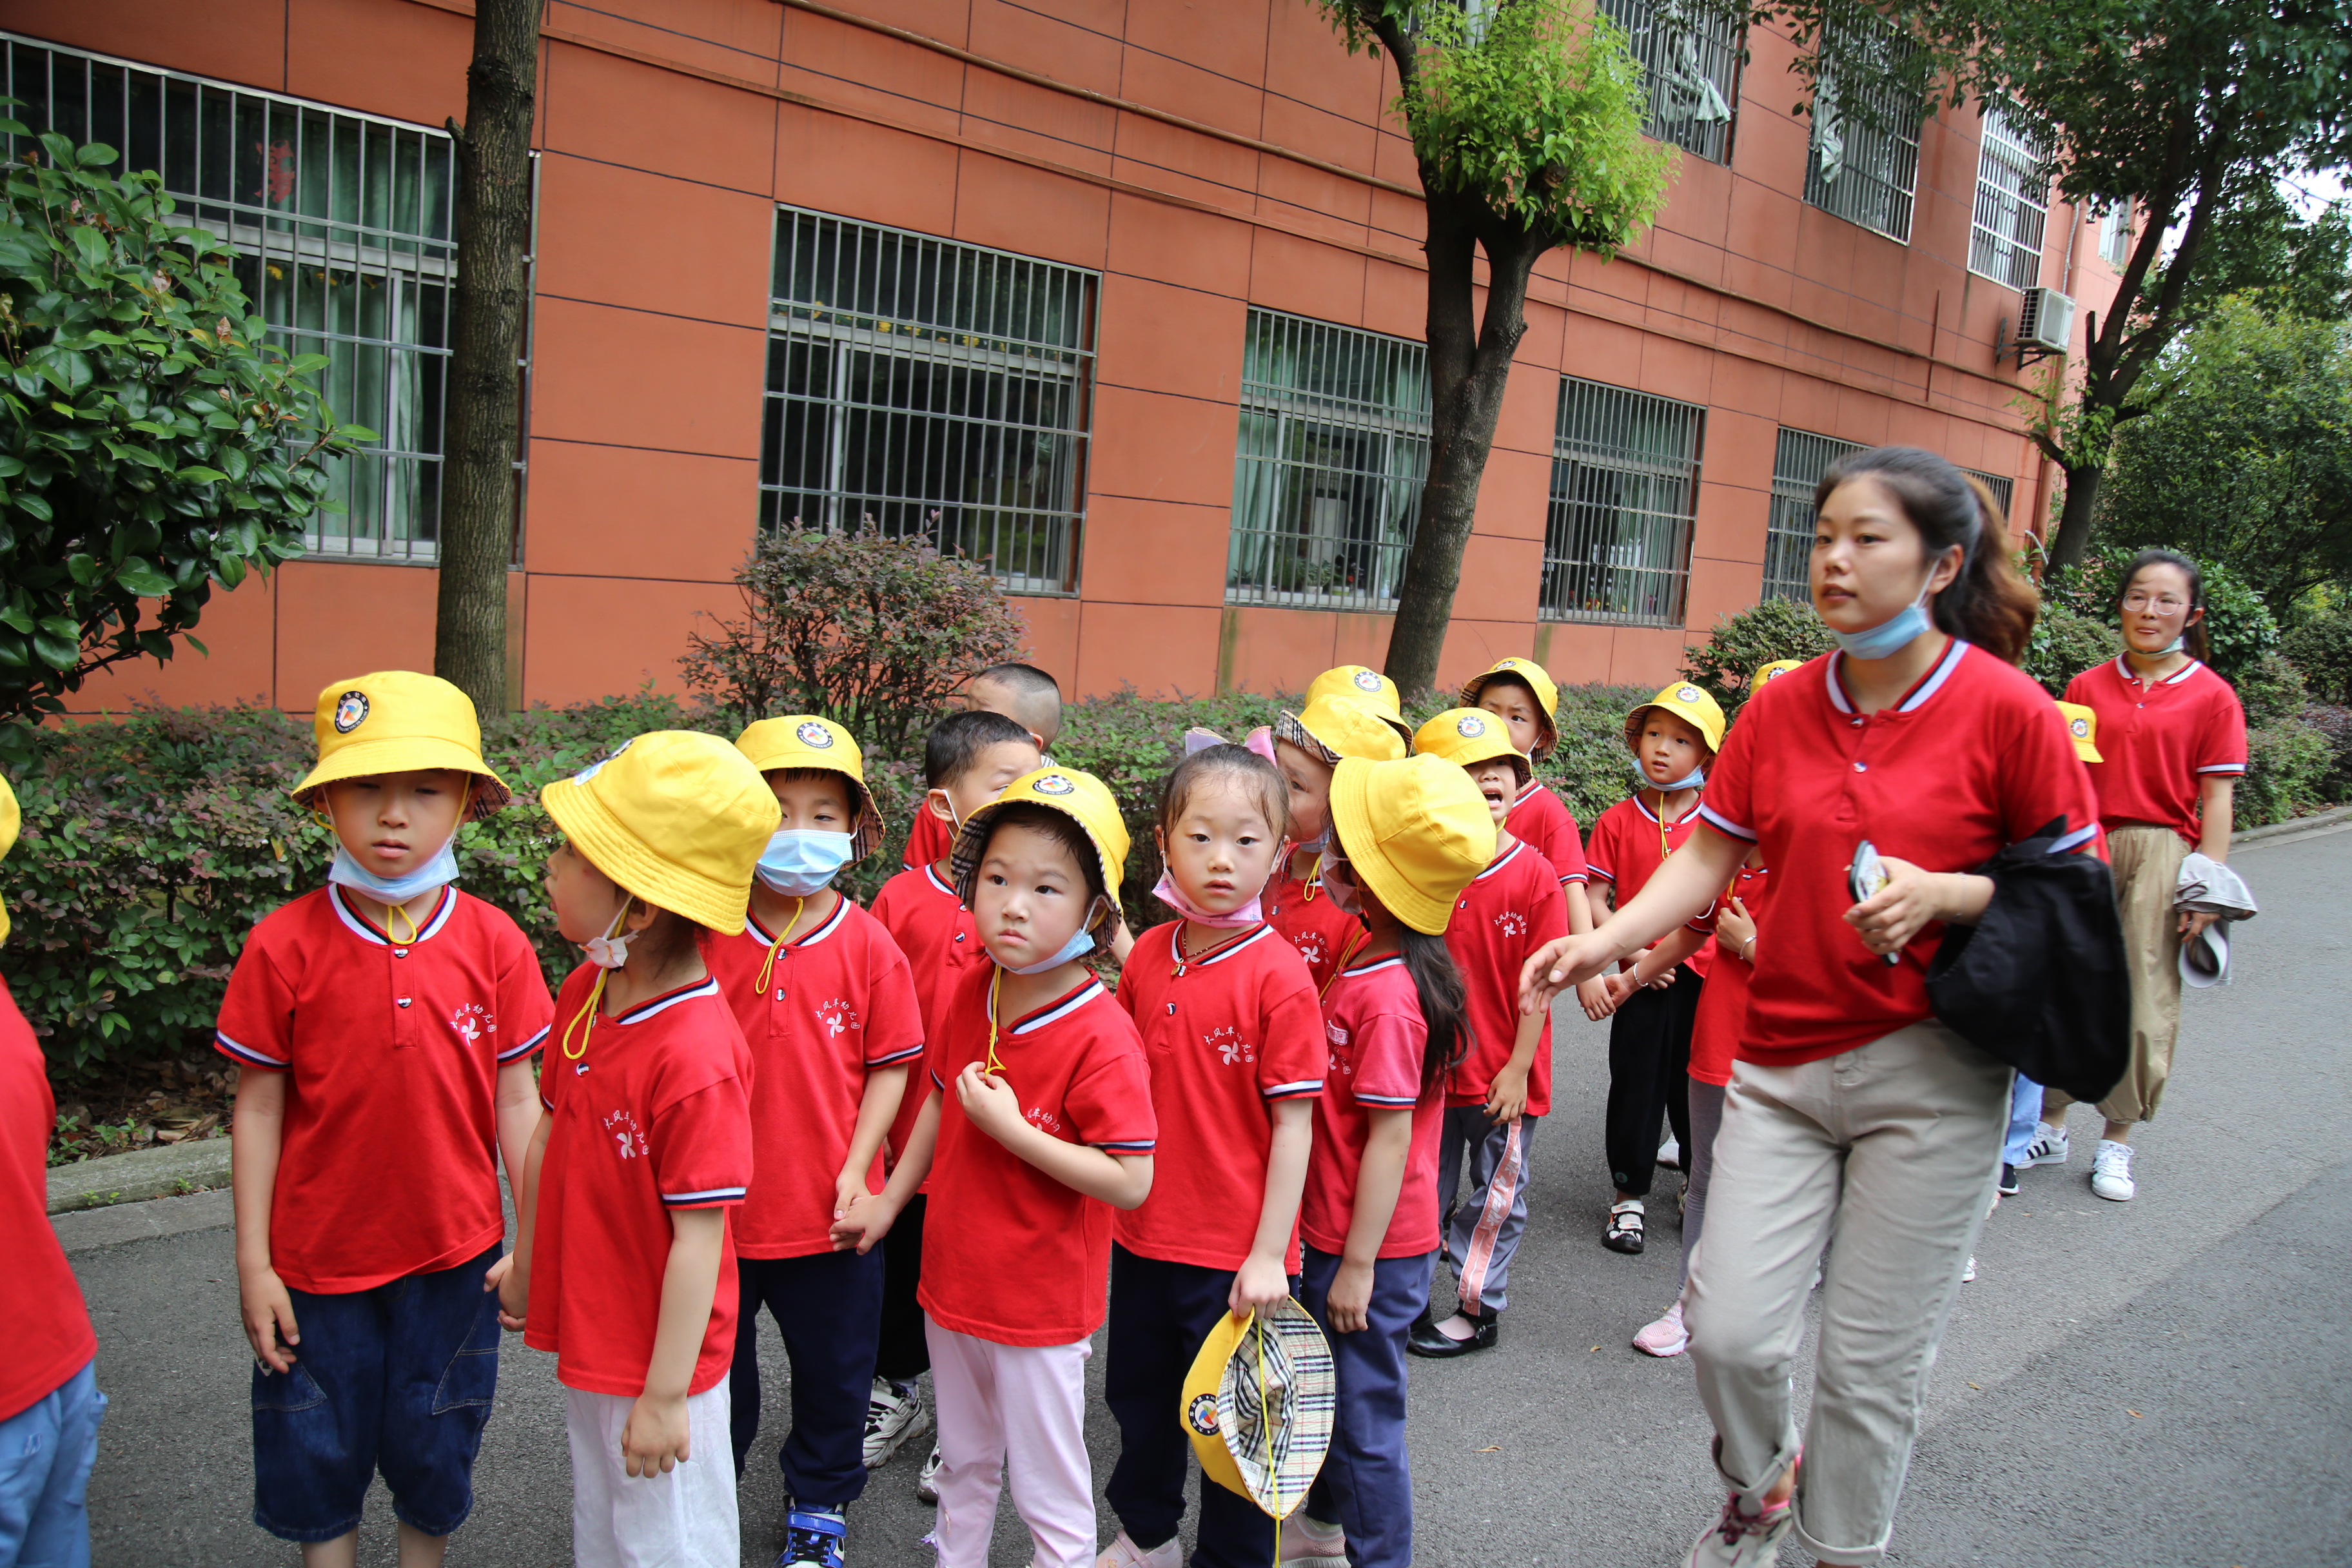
left=2034, top=551, right=2244, bottom=1203
left=1520, top=446, right=2096, bottom=1568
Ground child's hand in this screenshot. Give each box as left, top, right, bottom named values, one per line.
left=1325, top=1258, right=1375, bottom=1334
left=1228, top=1252, right=1291, bottom=1318
left=1643, top=966, right=1676, bottom=992
left=830, top=1191, right=900, bottom=1255
left=621, top=1391, right=692, bottom=1478
left=832, top=1171, right=870, bottom=1230
left=956, top=1061, right=1028, bottom=1146
left=1576, top=975, right=1617, bottom=1022
left=239, top=1266, right=301, bottom=1373
left=1716, top=896, right=1757, bottom=961
left=1484, top=1065, right=1530, bottom=1125
left=495, top=1254, right=529, bottom=1332
left=1603, top=970, right=1640, bottom=1007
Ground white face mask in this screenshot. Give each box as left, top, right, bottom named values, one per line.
left=990, top=897, right=1108, bottom=974
left=328, top=836, right=459, bottom=903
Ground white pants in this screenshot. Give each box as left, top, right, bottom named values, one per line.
left=564, top=1380, right=739, bottom=1568
left=925, top=1316, right=1095, bottom=1568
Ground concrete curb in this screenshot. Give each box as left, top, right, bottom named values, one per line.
left=52, top=1186, right=235, bottom=1253
left=2235, top=805, right=2352, bottom=847
left=47, top=1135, right=231, bottom=1215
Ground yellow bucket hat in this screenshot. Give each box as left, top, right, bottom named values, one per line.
left=1749, top=659, right=1805, bottom=697
left=1458, top=657, right=1560, bottom=757
left=1181, top=1298, right=1336, bottom=1520
left=0, top=773, right=17, bottom=946
left=1412, top=707, right=1529, bottom=787
left=951, top=766, right=1132, bottom=922
left=1623, top=681, right=1727, bottom=756
left=1326, top=754, right=1496, bottom=935
left=1304, top=665, right=1413, bottom=746
left=2054, top=700, right=2104, bottom=763
left=291, top=671, right=512, bottom=820
left=540, top=731, right=781, bottom=933
left=1273, top=695, right=1409, bottom=767
left=735, top=715, right=884, bottom=861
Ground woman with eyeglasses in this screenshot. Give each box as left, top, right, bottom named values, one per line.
left=2026, top=550, right=2246, bottom=1203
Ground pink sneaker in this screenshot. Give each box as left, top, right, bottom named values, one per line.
left=1683, top=1493, right=1794, bottom=1566
left=1632, top=1298, right=1689, bottom=1357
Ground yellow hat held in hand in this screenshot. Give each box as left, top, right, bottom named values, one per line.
left=1274, top=695, right=1409, bottom=767
left=1623, top=681, right=1727, bottom=756
left=1458, top=657, right=1560, bottom=756
left=950, top=766, right=1131, bottom=923
left=1327, top=754, right=1496, bottom=936
left=1413, top=707, right=1529, bottom=787
left=0, top=773, right=17, bottom=946
left=2054, top=700, right=2104, bottom=763
left=1304, top=666, right=1413, bottom=746
left=540, top=732, right=781, bottom=933
left=291, top=671, right=512, bottom=819
left=1750, top=659, right=1805, bottom=697
left=1180, top=1298, right=1335, bottom=1520
left=735, top=715, right=885, bottom=860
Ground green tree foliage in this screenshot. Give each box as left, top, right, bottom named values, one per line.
left=2282, top=600, right=2352, bottom=705
left=1676, top=597, right=1838, bottom=716
left=2023, top=603, right=2122, bottom=696
left=0, top=125, right=366, bottom=767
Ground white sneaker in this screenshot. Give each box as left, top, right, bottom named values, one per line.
left=1683, top=1494, right=1794, bottom=1566
left=1658, top=1137, right=1683, bottom=1170
left=1095, top=1531, right=1181, bottom=1568
left=861, top=1377, right=932, bottom=1469
left=916, top=1440, right=943, bottom=1503
left=1274, top=1514, right=1348, bottom=1567
left=2021, top=1121, right=2070, bottom=1168
left=2092, top=1139, right=2136, bottom=1201
left=1962, top=1255, right=1977, bottom=1283
left=1632, top=1298, right=1690, bottom=1357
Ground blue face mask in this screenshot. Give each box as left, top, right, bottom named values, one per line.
left=1830, top=551, right=1958, bottom=662
left=994, top=898, right=1108, bottom=975
left=329, top=837, right=460, bottom=904
left=756, top=829, right=856, bottom=896
left=1631, top=758, right=1707, bottom=792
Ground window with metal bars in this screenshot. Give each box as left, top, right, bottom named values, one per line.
left=1542, top=378, right=1703, bottom=626
left=1969, top=106, right=2048, bottom=291
left=1226, top=310, right=1430, bottom=610
left=3, top=34, right=460, bottom=562
left=1803, top=23, right=1924, bottom=243
left=1594, top=0, right=1741, bottom=163
left=1962, top=467, right=2015, bottom=520
left=1763, top=428, right=1863, bottom=602
left=761, top=207, right=1095, bottom=595
left=2099, top=201, right=2134, bottom=266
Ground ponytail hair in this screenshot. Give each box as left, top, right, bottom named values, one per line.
left=1814, top=446, right=2039, bottom=664
left=2115, top=548, right=2211, bottom=664
left=1398, top=928, right=1468, bottom=1089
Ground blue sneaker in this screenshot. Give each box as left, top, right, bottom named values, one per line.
left=779, top=1504, right=847, bottom=1568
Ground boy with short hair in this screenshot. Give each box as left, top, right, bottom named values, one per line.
left=707, top=716, right=926, bottom=1568
left=903, top=663, right=1064, bottom=870
left=218, top=672, right=553, bottom=1567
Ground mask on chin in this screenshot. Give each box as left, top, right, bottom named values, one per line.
left=992, top=897, right=1109, bottom=974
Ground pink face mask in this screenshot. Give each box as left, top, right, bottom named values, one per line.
left=1152, top=868, right=1265, bottom=930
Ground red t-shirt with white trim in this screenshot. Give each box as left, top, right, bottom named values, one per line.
left=1686, top=863, right=1770, bottom=1088
left=1442, top=841, right=1569, bottom=1115
left=1300, top=955, right=1444, bottom=1259
left=706, top=896, right=924, bottom=1259
left=868, top=863, right=986, bottom=1193
left=919, top=968, right=1156, bottom=1346
left=1506, top=781, right=1589, bottom=886
left=1699, top=642, right=2102, bottom=1068
left=528, top=970, right=752, bottom=1398
left=1586, top=792, right=1716, bottom=980
left=1, top=977, right=95, bottom=1422
left=1112, top=922, right=1325, bottom=1272
left=1263, top=865, right=1364, bottom=998
left=213, top=885, right=554, bottom=1293
left=2063, top=656, right=2248, bottom=845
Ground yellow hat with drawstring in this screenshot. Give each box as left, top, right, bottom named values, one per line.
left=1274, top=695, right=1409, bottom=767
left=950, top=766, right=1131, bottom=931
left=2054, top=700, right=2104, bottom=763
left=1750, top=660, right=1805, bottom=697
left=1326, top=754, right=1496, bottom=936
left=1180, top=1297, right=1336, bottom=1519
left=1623, top=681, right=1727, bottom=757
left=1458, top=658, right=1561, bottom=757
left=1413, top=707, right=1530, bottom=787
left=1305, top=666, right=1413, bottom=746
left=291, top=671, right=511, bottom=820
left=0, top=773, right=17, bottom=946
left=735, top=716, right=884, bottom=861
left=540, top=731, right=781, bottom=933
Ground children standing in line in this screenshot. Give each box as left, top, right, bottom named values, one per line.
left=706, top=717, right=925, bottom=1568
left=901, top=663, right=1065, bottom=871
left=1289, top=753, right=1493, bottom=1568
left=500, top=732, right=777, bottom=1568
left=833, top=768, right=1156, bottom=1568
left=1583, top=683, right=1725, bottom=1256
left=217, top=672, right=553, bottom=1568
left=1097, top=744, right=1324, bottom=1568
left=1266, top=692, right=1409, bottom=994
left=1404, top=710, right=1568, bottom=1360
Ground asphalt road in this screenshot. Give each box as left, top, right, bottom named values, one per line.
left=63, top=823, right=2352, bottom=1567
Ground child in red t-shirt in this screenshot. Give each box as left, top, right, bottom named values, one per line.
left=216, top=672, right=554, bottom=1563
left=1290, top=754, right=1493, bottom=1568
left=1266, top=691, right=1407, bottom=995
left=833, top=767, right=1155, bottom=1568
left=1402, top=709, right=1569, bottom=1362
left=1097, top=742, right=1323, bottom=1568
left=499, top=731, right=778, bottom=1568
left=704, top=716, right=925, bottom=1563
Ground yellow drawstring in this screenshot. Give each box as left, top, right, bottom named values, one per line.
left=1300, top=852, right=1323, bottom=903
left=1317, top=928, right=1368, bottom=1002
left=560, top=906, right=631, bottom=1062
left=1257, top=1308, right=1280, bottom=1561
left=983, top=966, right=1008, bottom=1075
left=752, top=897, right=808, bottom=995
left=386, top=895, right=421, bottom=948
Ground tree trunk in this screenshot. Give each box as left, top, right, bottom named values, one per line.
left=433, top=0, right=543, bottom=716
left=2048, top=460, right=2103, bottom=571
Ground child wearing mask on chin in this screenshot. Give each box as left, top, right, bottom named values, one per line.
left=1289, top=754, right=1493, bottom=1568
left=1265, top=692, right=1407, bottom=997
left=1583, top=684, right=1725, bottom=1258
left=217, top=672, right=553, bottom=1568
left=832, top=768, right=1156, bottom=1568
left=1095, top=739, right=1324, bottom=1568
left=704, top=717, right=925, bottom=1568
left=500, top=732, right=776, bottom=1568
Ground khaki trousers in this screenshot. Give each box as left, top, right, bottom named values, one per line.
left=1685, top=1023, right=2008, bottom=1565
left=2043, top=824, right=2186, bottom=1127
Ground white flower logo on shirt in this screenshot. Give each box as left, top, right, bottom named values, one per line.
left=1494, top=910, right=1527, bottom=939
left=1205, top=1024, right=1254, bottom=1066
left=812, top=997, right=862, bottom=1038
left=602, top=1109, right=647, bottom=1161
left=447, top=1001, right=495, bottom=1048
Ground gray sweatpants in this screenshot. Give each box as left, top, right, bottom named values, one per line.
left=1685, top=1022, right=2008, bottom=1565
left=1434, top=1107, right=1538, bottom=1317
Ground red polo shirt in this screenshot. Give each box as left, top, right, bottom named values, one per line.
left=1442, top=841, right=1569, bottom=1115
left=214, top=885, right=554, bottom=1293
left=1300, top=955, right=1444, bottom=1259
left=920, top=969, right=1156, bottom=1346
left=1, top=977, right=96, bottom=1422
left=1506, top=780, right=1589, bottom=886
left=706, top=895, right=925, bottom=1259
left=1112, top=921, right=1325, bottom=1272
left=2063, top=656, right=2248, bottom=845
left=1264, top=864, right=1365, bottom=998
left=868, top=862, right=986, bottom=1191
left=1699, top=640, right=2101, bottom=1068
left=1586, top=791, right=1714, bottom=980
left=900, top=806, right=954, bottom=873
left=1687, top=863, right=1770, bottom=1088
left=529, top=970, right=752, bottom=1398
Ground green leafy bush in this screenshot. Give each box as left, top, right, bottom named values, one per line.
left=1536, top=683, right=1658, bottom=827
left=2023, top=604, right=2124, bottom=696
left=2234, top=651, right=2311, bottom=729
left=2300, top=703, right=2352, bottom=803
left=1677, top=599, right=1836, bottom=716
left=2282, top=603, right=2352, bottom=703
left=2239, top=718, right=2333, bottom=827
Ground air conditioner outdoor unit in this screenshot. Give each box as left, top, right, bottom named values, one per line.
left=2018, top=286, right=2075, bottom=353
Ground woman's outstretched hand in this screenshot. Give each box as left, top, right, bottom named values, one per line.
left=1518, top=932, right=1621, bottom=1016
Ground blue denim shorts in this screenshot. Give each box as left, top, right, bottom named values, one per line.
left=250, top=1243, right=502, bottom=1542
left=0, top=1357, right=106, bottom=1568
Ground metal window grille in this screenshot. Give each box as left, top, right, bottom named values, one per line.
left=1542, top=378, right=1703, bottom=626
left=2099, top=201, right=2133, bottom=266
left=1226, top=310, right=1429, bottom=610
left=3, top=34, right=458, bottom=562
left=1803, top=23, right=1923, bottom=243
left=1961, top=467, right=2014, bottom=520
left=1764, top=428, right=1865, bottom=602
left=1969, top=106, right=2048, bottom=291
left=1595, top=0, right=1741, bottom=163
left=762, top=207, right=1095, bottom=594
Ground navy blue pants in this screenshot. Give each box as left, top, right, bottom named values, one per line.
left=730, top=1248, right=884, bottom=1505
left=1298, top=1246, right=1432, bottom=1568
left=249, top=1242, right=502, bottom=1542
left=1104, top=1246, right=1287, bottom=1568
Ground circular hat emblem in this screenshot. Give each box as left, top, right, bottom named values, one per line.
left=1500, top=658, right=1528, bottom=671
left=1676, top=685, right=1704, bottom=704
left=571, top=736, right=635, bottom=787
left=1455, top=712, right=1488, bottom=737
left=333, top=691, right=369, bottom=734
left=795, top=720, right=835, bottom=749
left=1763, top=666, right=1788, bottom=681
left=1186, top=1393, right=1220, bottom=1436
left=1352, top=669, right=1382, bottom=692
left=2070, top=716, right=2091, bottom=739
left=1031, top=773, right=1076, bottom=796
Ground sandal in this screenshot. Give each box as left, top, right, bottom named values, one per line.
left=1604, top=1198, right=1646, bottom=1254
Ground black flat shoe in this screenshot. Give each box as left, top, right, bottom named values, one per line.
left=1407, top=1313, right=1498, bottom=1358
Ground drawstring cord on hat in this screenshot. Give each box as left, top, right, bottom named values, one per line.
left=984, top=966, right=1008, bottom=1076
left=753, top=897, right=808, bottom=995
left=560, top=905, right=636, bottom=1062
left=1257, top=1308, right=1280, bottom=1560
